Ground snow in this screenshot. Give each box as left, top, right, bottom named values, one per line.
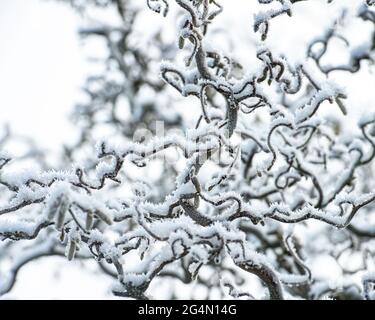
left=1, top=0, right=375, bottom=300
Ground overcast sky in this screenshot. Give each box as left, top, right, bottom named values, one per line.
left=0, top=0, right=86, bottom=151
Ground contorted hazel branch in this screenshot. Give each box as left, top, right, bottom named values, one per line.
left=0, top=0, right=375, bottom=300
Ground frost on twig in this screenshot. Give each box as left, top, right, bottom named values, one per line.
left=0, top=0, right=375, bottom=300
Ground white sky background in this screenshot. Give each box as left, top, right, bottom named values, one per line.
left=0, top=0, right=84, bottom=151
left=0, top=0, right=374, bottom=299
